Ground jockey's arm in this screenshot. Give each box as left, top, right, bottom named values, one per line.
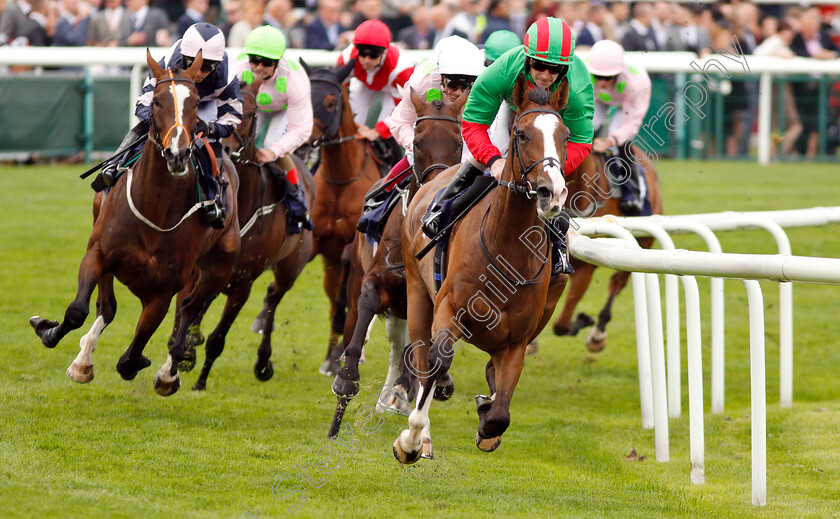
left=389, top=71, right=436, bottom=151
left=266, top=70, right=314, bottom=159
left=209, top=69, right=244, bottom=139
left=372, top=65, right=414, bottom=139
left=608, top=71, right=651, bottom=147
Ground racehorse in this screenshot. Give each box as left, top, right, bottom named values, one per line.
left=29, top=51, right=240, bottom=395
left=552, top=148, right=662, bottom=351
left=174, top=75, right=316, bottom=390
left=253, top=60, right=383, bottom=375
left=327, top=87, right=467, bottom=436
left=394, top=76, right=570, bottom=463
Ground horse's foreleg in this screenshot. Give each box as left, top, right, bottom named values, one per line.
left=552, top=260, right=596, bottom=336
left=30, top=249, right=103, bottom=349
left=116, top=294, right=170, bottom=381
left=476, top=343, right=527, bottom=452
left=67, top=275, right=117, bottom=383
left=191, top=283, right=250, bottom=391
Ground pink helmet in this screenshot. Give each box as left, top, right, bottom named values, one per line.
left=587, top=40, right=624, bottom=76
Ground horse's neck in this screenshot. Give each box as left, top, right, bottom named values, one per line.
left=132, top=142, right=196, bottom=214
left=486, top=171, right=545, bottom=261
left=320, top=90, right=364, bottom=179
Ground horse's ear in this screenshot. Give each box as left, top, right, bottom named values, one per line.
left=146, top=48, right=165, bottom=79
left=336, top=58, right=355, bottom=84
left=550, top=77, right=570, bottom=113
left=453, top=88, right=470, bottom=115
left=512, top=73, right=529, bottom=111
left=299, top=57, right=312, bottom=77
left=409, top=86, right=426, bottom=113
left=186, top=50, right=203, bottom=79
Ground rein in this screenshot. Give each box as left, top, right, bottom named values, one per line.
left=500, top=107, right=566, bottom=199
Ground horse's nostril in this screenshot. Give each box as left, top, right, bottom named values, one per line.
left=537, top=187, right=552, bottom=199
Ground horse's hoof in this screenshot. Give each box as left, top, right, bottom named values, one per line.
left=192, top=381, right=206, bottom=391
left=254, top=359, right=274, bottom=381
left=178, top=347, right=197, bottom=373
left=525, top=339, right=539, bottom=356
left=393, top=436, right=422, bottom=465
left=586, top=327, right=608, bottom=353
left=332, top=373, right=360, bottom=399
left=116, top=355, right=151, bottom=381
left=434, top=374, right=455, bottom=401
left=421, top=437, right=434, bottom=459
left=29, top=316, right=60, bottom=348
left=552, top=322, right=571, bottom=336
left=153, top=373, right=181, bottom=396
left=66, top=362, right=94, bottom=383
left=319, top=359, right=339, bottom=377
left=378, top=385, right=410, bottom=415
left=475, top=432, right=502, bottom=452
left=186, top=325, right=205, bottom=347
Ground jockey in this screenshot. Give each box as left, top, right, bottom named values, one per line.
left=421, top=17, right=594, bottom=238
left=336, top=19, right=414, bottom=161
left=96, top=22, right=243, bottom=228
left=586, top=39, right=652, bottom=216
left=483, top=29, right=521, bottom=66
left=366, top=35, right=483, bottom=205
left=236, top=25, right=313, bottom=233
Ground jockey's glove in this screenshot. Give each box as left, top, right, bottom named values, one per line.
left=195, top=120, right=218, bottom=139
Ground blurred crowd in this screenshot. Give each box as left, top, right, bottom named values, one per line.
left=2, top=0, right=840, bottom=157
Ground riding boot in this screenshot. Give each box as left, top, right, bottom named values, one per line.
left=548, top=211, right=574, bottom=276
left=420, top=161, right=482, bottom=238
left=201, top=143, right=226, bottom=229
left=93, top=120, right=150, bottom=191
left=616, top=145, right=644, bottom=216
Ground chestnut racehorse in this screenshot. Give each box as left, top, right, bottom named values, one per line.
left=394, top=76, right=570, bottom=463
left=29, top=51, right=240, bottom=396
left=327, top=87, right=467, bottom=437
left=174, top=75, right=316, bottom=390
left=552, top=148, right=662, bottom=351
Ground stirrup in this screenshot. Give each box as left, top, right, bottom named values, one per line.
left=420, top=209, right=442, bottom=238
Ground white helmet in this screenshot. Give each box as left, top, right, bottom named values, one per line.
left=436, top=36, right=484, bottom=78
left=181, top=23, right=226, bottom=62
left=587, top=39, right=624, bottom=77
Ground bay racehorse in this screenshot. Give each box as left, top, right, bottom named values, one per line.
left=394, top=76, right=570, bottom=463
left=253, top=60, right=383, bottom=374
left=29, top=51, right=240, bottom=396
left=327, top=87, right=467, bottom=437
left=173, top=75, right=316, bottom=390
left=552, top=148, right=662, bottom=351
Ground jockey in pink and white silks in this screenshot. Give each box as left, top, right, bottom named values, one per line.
left=586, top=39, right=652, bottom=216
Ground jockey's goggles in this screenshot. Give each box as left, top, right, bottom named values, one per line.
left=356, top=44, right=386, bottom=59
left=249, top=54, right=279, bottom=68
left=182, top=55, right=219, bottom=73
left=593, top=73, right=619, bottom=82
left=442, top=74, right=477, bottom=91
left=527, top=57, right=568, bottom=77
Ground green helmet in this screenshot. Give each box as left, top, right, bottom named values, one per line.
left=240, top=26, right=286, bottom=60
left=523, top=17, right=575, bottom=64
left=484, top=30, right=521, bottom=63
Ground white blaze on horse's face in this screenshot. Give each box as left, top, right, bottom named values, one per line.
left=532, top=113, right=568, bottom=219
left=166, top=83, right=192, bottom=176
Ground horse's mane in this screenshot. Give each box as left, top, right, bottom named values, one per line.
left=528, top=87, right=551, bottom=106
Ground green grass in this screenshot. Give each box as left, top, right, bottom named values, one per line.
left=1, top=161, right=840, bottom=518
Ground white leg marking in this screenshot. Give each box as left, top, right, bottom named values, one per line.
left=156, top=354, right=179, bottom=383
left=378, top=317, right=408, bottom=412
left=75, top=315, right=105, bottom=367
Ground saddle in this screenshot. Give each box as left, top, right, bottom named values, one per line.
left=356, top=175, right=412, bottom=246
left=365, top=137, right=403, bottom=176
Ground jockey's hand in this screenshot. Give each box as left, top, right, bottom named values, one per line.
left=356, top=125, right=381, bottom=141
left=490, top=158, right=506, bottom=180
left=194, top=120, right=217, bottom=139
left=256, top=148, right=277, bottom=164
left=592, top=137, right=613, bottom=154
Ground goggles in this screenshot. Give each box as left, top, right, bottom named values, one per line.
left=442, top=74, right=477, bottom=91
left=528, top=57, right=567, bottom=76
left=356, top=44, right=386, bottom=59
left=182, top=55, right=219, bottom=73
left=249, top=54, right=279, bottom=68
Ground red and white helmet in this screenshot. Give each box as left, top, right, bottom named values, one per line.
left=181, top=22, right=226, bottom=61
left=353, top=19, right=391, bottom=49
left=587, top=39, right=624, bottom=77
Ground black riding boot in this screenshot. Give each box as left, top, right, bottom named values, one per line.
left=420, top=161, right=482, bottom=238
left=615, top=146, right=644, bottom=216
left=201, top=142, right=227, bottom=229
left=93, top=120, right=150, bottom=191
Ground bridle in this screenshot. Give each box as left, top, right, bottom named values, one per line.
left=498, top=107, right=566, bottom=200
left=230, top=89, right=259, bottom=165
left=412, top=113, right=461, bottom=186
left=148, top=70, right=199, bottom=159
left=309, top=73, right=356, bottom=148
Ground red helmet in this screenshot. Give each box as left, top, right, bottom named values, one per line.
left=353, top=20, right=391, bottom=49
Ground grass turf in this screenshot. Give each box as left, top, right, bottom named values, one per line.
left=1, top=160, right=839, bottom=518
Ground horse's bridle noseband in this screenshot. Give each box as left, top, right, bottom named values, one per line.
left=148, top=71, right=199, bottom=158
left=500, top=107, right=566, bottom=199
left=412, top=113, right=462, bottom=186
left=309, top=74, right=354, bottom=148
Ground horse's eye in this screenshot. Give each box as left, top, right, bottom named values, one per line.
left=152, top=98, right=161, bottom=107
left=516, top=129, right=528, bottom=141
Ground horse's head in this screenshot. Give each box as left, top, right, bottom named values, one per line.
left=227, top=74, right=264, bottom=160
left=300, top=58, right=355, bottom=146
left=507, top=73, right=571, bottom=219
left=409, top=86, right=467, bottom=185
left=146, top=49, right=202, bottom=176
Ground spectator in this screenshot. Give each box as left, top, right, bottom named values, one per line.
left=791, top=8, right=838, bottom=156
left=227, top=0, right=261, bottom=47
left=526, top=0, right=554, bottom=29
left=507, top=0, right=527, bottom=38
left=444, top=0, right=482, bottom=43
left=119, top=0, right=170, bottom=47
left=177, top=0, right=209, bottom=39
left=650, top=1, right=670, bottom=50
left=608, top=1, right=629, bottom=41
left=665, top=5, right=711, bottom=55
left=156, top=0, right=185, bottom=29
left=218, top=0, right=241, bottom=38
left=53, top=0, right=91, bottom=46
left=428, top=3, right=463, bottom=46
left=622, top=2, right=658, bottom=52
left=304, top=0, right=347, bottom=50
left=86, top=0, right=127, bottom=46
left=0, top=0, right=32, bottom=44
left=263, top=0, right=294, bottom=42
left=380, top=0, right=414, bottom=38
left=395, top=5, right=434, bottom=50
left=754, top=19, right=801, bottom=156
left=18, top=0, right=56, bottom=45
left=480, top=0, right=510, bottom=44
left=759, top=15, right=779, bottom=43
left=349, top=0, right=380, bottom=29
left=575, top=0, right=608, bottom=47
left=554, top=1, right=578, bottom=35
